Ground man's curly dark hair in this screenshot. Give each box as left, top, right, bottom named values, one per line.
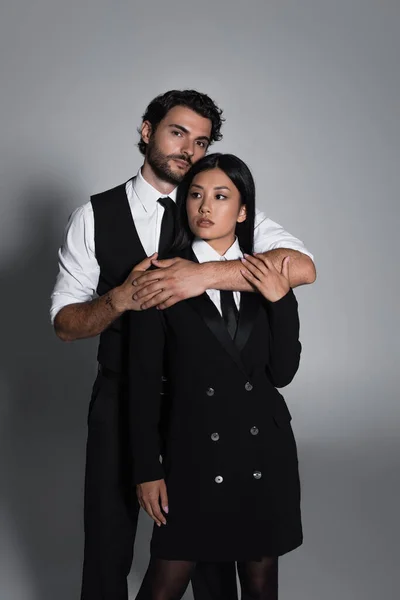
left=137, top=89, right=224, bottom=155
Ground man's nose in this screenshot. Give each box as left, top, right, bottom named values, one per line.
left=181, top=139, right=195, bottom=157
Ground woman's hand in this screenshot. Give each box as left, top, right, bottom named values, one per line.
left=136, top=479, right=169, bottom=527
left=240, top=253, right=291, bottom=302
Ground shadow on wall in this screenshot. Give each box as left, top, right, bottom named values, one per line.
left=0, top=182, right=97, bottom=600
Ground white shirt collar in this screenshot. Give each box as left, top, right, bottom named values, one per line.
left=192, top=237, right=243, bottom=263
left=132, top=168, right=178, bottom=212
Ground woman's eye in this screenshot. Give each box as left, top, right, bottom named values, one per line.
left=215, top=194, right=227, bottom=200
left=190, top=192, right=201, bottom=199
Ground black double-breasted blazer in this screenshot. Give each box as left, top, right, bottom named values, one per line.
left=128, top=249, right=303, bottom=561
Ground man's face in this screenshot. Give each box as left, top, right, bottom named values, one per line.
left=142, top=106, right=212, bottom=185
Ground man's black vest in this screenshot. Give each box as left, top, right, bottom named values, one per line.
left=91, top=180, right=147, bottom=373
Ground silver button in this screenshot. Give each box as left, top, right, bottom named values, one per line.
left=211, top=432, right=220, bottom=441
left=245, top=382, right=253, bottom=391
left=206, top=387, right=215, bottom=396
left=215, top=475, right=223, bottom=484
left=253, top=471, right=262, bottom=480
left=250, top=426, right=259, bottom=436
left=161, top=375, right=167, bottom=382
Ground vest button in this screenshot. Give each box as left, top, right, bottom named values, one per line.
left=206, top=387, right=215, bottom=396
left=215, top=475, right=223, bottom=484
left=211, top=432, right=220, bottom=441
left=245, top=382, right=253, bottom=392
left=253, top=471, right=262, bottom=480
left=250, top=426, right=259, bottom=436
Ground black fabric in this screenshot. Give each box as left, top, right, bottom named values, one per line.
left=91, top=180, right=147, bottom=373
left=157, top=197, right=177, bottom=258
left=220, top=290, right=239, bottom=339
left=84, top=184, right=243, bottom=600
left=81, top=373, right=140, bottom=600
left=128, top=286, right=302, bottom=560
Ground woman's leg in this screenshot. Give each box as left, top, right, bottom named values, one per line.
left=136, top=558, right=196, bottom=600
left=237, top=556, right=278, bottom=600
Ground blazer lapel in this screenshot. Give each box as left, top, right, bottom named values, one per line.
left=183, top=246, right=252, bottom=374
left=235, top=291, right=261, bottom=354
left=187, top=293, right=248, bottom=376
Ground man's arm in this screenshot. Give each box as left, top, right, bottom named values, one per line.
left=51, top=204, right=159, bottom=342
left=133, top=248, right=315, bottom=310
left=132, top=211, right=316, bottom=309
left=196, top=247, right=315, bottom=291
left=54, top=254, right=160, bottom=341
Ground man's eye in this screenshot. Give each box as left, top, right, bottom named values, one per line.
left=172, top=130, right=182, bottom=137
left=197, top=141, right=206, bottom=148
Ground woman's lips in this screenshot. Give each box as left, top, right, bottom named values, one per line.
left=196, top=218, right=214, bottom=228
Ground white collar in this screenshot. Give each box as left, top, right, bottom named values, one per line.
left=192, top=237, right=243, bottom=263
left=132, top=168, right=178, bottom=212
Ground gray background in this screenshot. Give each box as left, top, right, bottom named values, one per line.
left=0, top=0, right=398, bottom=598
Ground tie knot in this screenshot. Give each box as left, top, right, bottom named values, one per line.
left=158, top=196, right=176, bottom=212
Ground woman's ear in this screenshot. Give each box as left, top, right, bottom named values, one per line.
left=141, top=120, right=152, bottom=145
left=237, top=204, right=247, bottom=223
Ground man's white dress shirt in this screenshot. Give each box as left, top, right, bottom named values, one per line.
left=50, top=169, right=313, bottom=323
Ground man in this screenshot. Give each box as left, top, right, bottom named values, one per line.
left=51, top=89, right=315, bottom=600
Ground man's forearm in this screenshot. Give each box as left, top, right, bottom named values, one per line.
left=201, top=249, right=316, bottom=292
left=54, top=289, right=123, bottom=342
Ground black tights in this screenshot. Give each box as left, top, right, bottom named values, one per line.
left=139, top=556, right=278, bottom=600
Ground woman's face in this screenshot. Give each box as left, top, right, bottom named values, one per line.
left=186, top=167, right=247, bottom=253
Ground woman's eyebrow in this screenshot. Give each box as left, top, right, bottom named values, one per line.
left=190, top=184, right=231, bottom=191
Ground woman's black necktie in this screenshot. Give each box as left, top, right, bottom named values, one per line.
left=158, top=196, right=177, bottom=257
left=220, top=290, right=239, bottom=340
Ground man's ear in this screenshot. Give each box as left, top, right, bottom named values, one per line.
left=141, top=120, right=152, bottom=145
left=237, top=204, right=247, bottom=223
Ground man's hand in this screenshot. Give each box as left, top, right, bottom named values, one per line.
left=137, top=479, right=169, bottom=527
left=132, top=258, right=206, bottom=310
left=111, top=253, right=162, bottom=312
left=240, top=253, right=291, bottom=302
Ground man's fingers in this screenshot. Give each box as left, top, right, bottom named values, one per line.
left=133, top=270, right=166, bottom=287
left=151, top=258, right=180, bottom=268
left=133, top=252, right=158, bottom=273
left=141, top=291, right=172, bottom=310
left=132, top=289, right=161, bottom=303
left=133, top=281, right=164, bottom=300
left=156, top=296, right=179, bottom=310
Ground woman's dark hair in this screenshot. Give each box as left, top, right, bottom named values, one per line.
left=137, top=90, right=224, bottom=155
left=172, top=153, right=256, bottom=255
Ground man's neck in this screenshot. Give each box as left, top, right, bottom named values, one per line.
left=141, top=162, right=177, bottom=195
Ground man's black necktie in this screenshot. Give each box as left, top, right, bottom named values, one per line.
left=158, top=196, right=177, bottom=258
left=220, top=290, right=239, bottom=340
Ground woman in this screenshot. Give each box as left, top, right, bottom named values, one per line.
left=128, top=154, right=302, bottom=599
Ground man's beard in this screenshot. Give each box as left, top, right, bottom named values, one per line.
left=146, top=137, right=192, bottom=185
